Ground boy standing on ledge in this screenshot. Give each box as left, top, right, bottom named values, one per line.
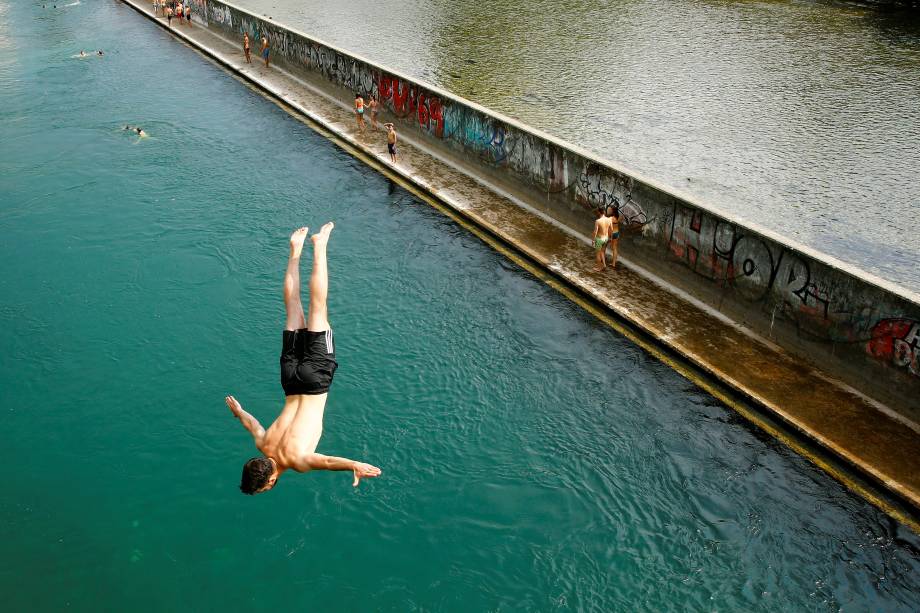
left=384, top=123, right=398, bottom=164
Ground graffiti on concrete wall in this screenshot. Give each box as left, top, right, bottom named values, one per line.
left=198, top=2, right=920, bottom=391
left=208, top=3, right=232, bottom=27
left=867, top=319, right=920, bottom=377
left=378, top=75, right=444, bottom=138
left=441, top=106, right=505, bottom=163
left=662, top=205, right=913, bottom=346
left=439, top=105, right=568, bottom=192
left=573, top=164, right=649, bottom=227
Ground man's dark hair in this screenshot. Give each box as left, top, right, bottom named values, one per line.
left=240, top=457, right=274, bottom=494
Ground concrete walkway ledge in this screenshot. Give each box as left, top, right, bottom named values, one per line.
left=122, top=0, right=920, bottom=531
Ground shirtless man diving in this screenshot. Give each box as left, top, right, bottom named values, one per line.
left=226, top=223, right=382, bottom=494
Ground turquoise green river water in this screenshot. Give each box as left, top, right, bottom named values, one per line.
left=2, top=2, right=919, bottom=611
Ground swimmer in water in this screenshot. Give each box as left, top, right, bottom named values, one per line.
left=79, top=50, right=86, bottom=57
left=226, top=224, right=381, bottom=494
left=124, top=125, right=147, bottom=137
left=97, top=50, right=104, bottom=56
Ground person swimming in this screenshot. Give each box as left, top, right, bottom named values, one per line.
left=97, top=50, right=104, bottom=56
left=124, top=125, right=147, bottom=137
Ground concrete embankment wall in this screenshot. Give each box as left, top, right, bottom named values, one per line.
left=192, top=0, right=920, bottom=418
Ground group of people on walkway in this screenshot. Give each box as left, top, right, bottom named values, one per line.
left=242, top=32, right=271, bottom=67
left=223, top=27, right=618, bottom=271
left=154, top=0, right=192, bottom=27
left=353, top=93, right=398, bottom=164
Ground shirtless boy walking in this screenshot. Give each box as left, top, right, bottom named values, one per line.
left=226, top=224, right=382, bottom=494
left=243, top=32, right=251, bottom=64
left=592, top=207, right=613, bottom=272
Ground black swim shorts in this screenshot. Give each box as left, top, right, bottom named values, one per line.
left=280, top=328, right=338, bottom=396
left=387, top=143, right=396, bottom=154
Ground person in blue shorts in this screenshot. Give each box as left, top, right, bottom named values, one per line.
left=261, top=35, right=270, bottom=67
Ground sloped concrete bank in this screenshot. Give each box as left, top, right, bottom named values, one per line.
left=123, top=0, right=920, bottom=524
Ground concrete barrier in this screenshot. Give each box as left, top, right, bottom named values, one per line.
left=191, top=0, right=920, bottom=418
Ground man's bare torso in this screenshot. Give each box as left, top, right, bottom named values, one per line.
left=259, top=394, right=327, bottom=471
left=595, top=216, right=612, bottom=237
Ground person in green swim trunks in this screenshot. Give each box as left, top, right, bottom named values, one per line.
left=592, top=207, right=612, bottom=272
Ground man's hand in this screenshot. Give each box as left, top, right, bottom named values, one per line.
left=352, top=462, right=382, bottom=487
left=225, top=395, right=244, bottom=417
left=225, top=395, right=265, bottom=443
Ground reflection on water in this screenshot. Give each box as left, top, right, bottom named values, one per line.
left=241, top=0, right=920, bottom=290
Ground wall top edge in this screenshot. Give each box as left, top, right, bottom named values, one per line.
left=209, top=0, right=920, bottom=307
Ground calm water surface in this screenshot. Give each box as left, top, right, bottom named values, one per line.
left=1, top=1, right=919, bottom=611
left=241, top=0, right=920, bottom=291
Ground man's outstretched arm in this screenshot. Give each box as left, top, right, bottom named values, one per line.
left=303, top=453, right=382, bottom=487
left=225, top=395, right=265, bottom=445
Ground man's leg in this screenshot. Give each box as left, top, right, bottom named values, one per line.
left=306, top=222, right=334, bottom=332
left=284, top=227, right=308, bottom=331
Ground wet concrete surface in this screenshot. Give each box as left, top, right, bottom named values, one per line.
left=125, top=0, right=920, bottom=523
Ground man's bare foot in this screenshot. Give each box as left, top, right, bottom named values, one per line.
left=290, top=227, right=309, bottom=258
left=311, top=222, right=334, bottom=246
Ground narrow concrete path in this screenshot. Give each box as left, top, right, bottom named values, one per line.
left=124, top=1, right=920, bottom=524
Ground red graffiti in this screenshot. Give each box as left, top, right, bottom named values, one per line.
left=866, top=318, right=920, bottom=377
left=417, top=92, right=429, bottom=127
left=427, top=96, right=444, bottom=137
left=376, top=74, right=444, bottom=138
left=393, top=81, right=413, bottom=115
left=379, top=76, right=393, bottom=100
